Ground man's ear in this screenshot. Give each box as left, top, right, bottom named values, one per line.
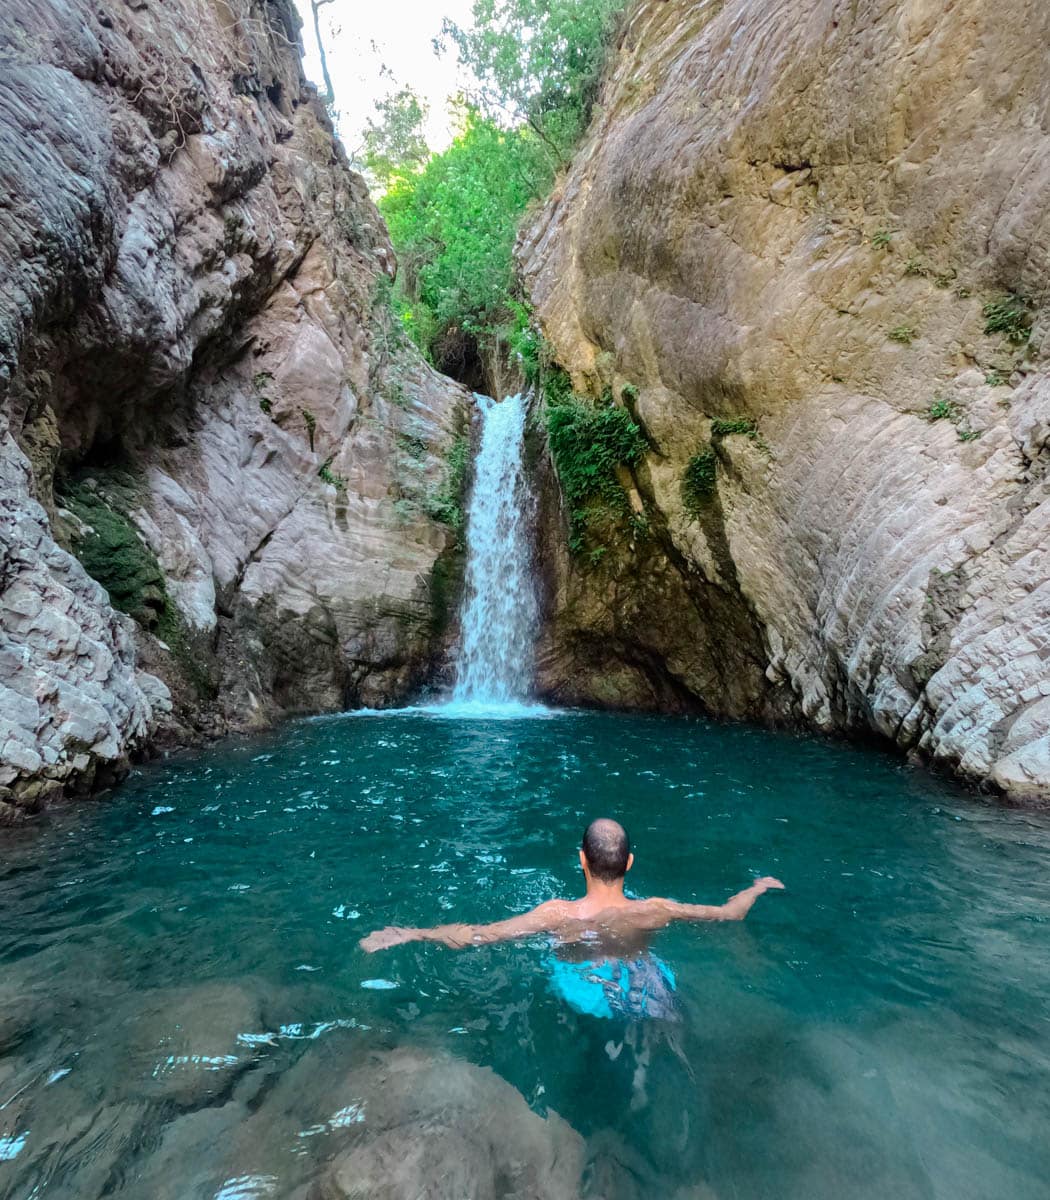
left=579, top=849, right=588, bottom=872
left=626, top=852, right=634, bottom=873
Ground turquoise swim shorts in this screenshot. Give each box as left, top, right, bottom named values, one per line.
left=546, top=954, right=677, bottom=1019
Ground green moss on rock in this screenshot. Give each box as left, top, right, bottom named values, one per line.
left=59, top=471, right=214, bottom=698
left=682, top=449, right=718, bottom=516
left=61, top=476, right=169, bottom=629
left=545, top=399, right=646, bottom=555
left=424, top=434, right=470, bottom=533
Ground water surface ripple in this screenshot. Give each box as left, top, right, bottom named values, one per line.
left=2, top=710, right=1049, bottom=1198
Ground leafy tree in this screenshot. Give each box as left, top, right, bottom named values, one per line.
left=376, top=0, right=626, bottom=377
left=437, top=0, right=625, bottom=166
left=361, top=87, right=430, bottom=191
left=379, top=108, right=549, bottom=365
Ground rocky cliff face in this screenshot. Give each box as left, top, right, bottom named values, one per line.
left=522, top=0, right=1050, bottom=800
left=0, top=0, right=470, bottom=821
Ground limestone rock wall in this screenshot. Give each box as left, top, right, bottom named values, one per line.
left=0, top=0, right=470, bottom=819
left=522, top=0, right=1050, bottom=799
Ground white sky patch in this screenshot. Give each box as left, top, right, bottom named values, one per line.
left=294, top=0, right=477, bottom=155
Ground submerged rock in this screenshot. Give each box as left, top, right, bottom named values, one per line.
left=308, top=1047, right=585, bottom=1200
left=113, top=980, right=269, bottom=1108
left=85, top=1037, right=585, bottom=1200
left=521, top=0, right=1050, bottom=800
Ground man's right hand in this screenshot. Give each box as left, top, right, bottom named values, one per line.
left=753, top=876, right=785, bottom=892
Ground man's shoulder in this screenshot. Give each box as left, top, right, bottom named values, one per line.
left=624, top=897, right=681, bottom=926
left=624, top=896, right=674, bottom=911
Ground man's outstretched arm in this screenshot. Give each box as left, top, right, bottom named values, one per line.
left=654, top=876, right=785, bottom=923
left=360, top=900, right=566, bottom=953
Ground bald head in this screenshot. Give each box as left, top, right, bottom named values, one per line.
left=581, top=819, right=631, bottom=883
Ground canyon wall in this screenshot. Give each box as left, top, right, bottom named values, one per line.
left=0, top=0, right=470, bottom=821
left=523, top=0, right=1050, bottom=800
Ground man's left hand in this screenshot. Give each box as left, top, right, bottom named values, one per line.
left=360, top=926, right=414, bottom=952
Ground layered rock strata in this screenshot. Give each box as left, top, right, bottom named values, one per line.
left=522, top=0, right=1050, bottom=799
left=0, top=0, right=469, bottom=819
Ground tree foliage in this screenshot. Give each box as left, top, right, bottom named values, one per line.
left=361, top=87, right=430, bottom=191
left=380, top=109, right=549, bottom=361
left=437, top=0, right=625, bottom=166
left=372, top=0, right=625, bottom=372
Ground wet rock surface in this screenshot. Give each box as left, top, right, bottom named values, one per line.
left=307, top=1048, right=585, bottom=1200
left=27, top=997, right=588, bottom=1200
left=0, top=0, right=470, bottom=814
left=522, top=0, right=1050, bottom=799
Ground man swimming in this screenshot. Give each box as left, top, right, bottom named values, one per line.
left=359, top=817, right=784, bottom=955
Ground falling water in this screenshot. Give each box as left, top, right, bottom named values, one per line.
left=451, top=393, right=538, bottom=706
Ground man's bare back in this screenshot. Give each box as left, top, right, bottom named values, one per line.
left=360, top=817, right=783, bottom=953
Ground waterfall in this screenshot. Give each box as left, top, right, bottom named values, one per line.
left=451, top=393, right=538, bottom=707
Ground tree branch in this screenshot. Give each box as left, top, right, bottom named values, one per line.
left=311, top=0, right=336, bottom=108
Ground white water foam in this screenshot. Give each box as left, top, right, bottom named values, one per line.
left=311, top=703, right=562, bottom=722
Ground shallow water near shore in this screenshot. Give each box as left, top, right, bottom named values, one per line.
left=2, top=709, right=1050, bottom=1198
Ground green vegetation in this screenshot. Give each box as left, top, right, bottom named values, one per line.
left=710, top=417, right=756, bottom=438
left=682, top=449, right=718, bottom=516
left=59, top=472, right=212, bottom=695
left=903, top=257, right=928, bottom=277
left=888, top=324, right=917, bottom=344
left=381, top=371, right=410, bottom=410
left=318, top=458, right=346, bottom=489
left=679, top=416, right=768, bottom=519
left=924, top=397, right=982, bottom=443
left=397, top=431, right=428, bottom=460
left=982, top=294, right=1031, bottom=345
left=425, top=435, right=471, bottom=532
left=438, top=0, right=626, bottom=169
left=926, top=398, right=959, bottom=422
left=871, top=229, right=894, bottom=249
left=253, top=371, right=274, bottom=415
left=541, top=364, right=574, bottom=406
left=710, top=415, right=770, bottom=454
left=428, top=547, right=462, bottom=634
left=380, top=111, right=550, bottom=369
left=620, top=383, right=639, bottom=405
left=369, top=275, right=410, bottom=369
left=369, top=0, right=626, bottom=375
left=62, top=476, right=169, bottom=631
left=360, top=88, right=430, bottom=191
left=545, top=399, right=646, bottom=554
left=984, top=368, right=1009, bottom=387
